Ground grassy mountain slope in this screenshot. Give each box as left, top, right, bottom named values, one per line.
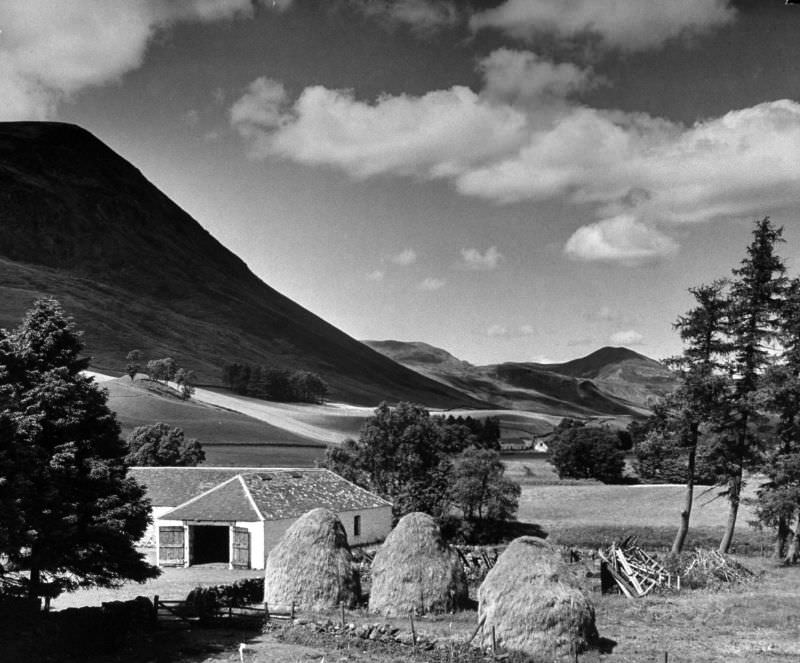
left=0, top=122, right=487, bottom=407
left=364, top=340, right=676, bottom=417
left=529, top=346, right=678, bottom=406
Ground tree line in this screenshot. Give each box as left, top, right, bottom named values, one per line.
left=221, top=362, right=328, bottom=404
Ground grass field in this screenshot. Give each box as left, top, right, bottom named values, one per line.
left=103, top=378, right=327, bottom=466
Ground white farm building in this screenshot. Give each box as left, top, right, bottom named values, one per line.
left=130, top=467, right=393, bottom=570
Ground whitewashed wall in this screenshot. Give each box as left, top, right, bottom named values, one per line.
left=236, top=519, right=265, bottom=569
left=337, top=506, right=392, bottom=547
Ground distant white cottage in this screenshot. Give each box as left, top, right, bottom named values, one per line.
left=129, top=467, right=393, bottom=570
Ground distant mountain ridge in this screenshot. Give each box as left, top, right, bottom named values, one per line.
left=0, top=121, right=486, bottom=407
left=363, top=341, right=677, bottom=417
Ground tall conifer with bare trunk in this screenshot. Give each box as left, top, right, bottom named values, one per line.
left=667, top=281, right=730, bottom=554
left=717, top=218, right=786, bottom=554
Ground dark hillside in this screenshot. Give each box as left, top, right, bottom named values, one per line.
left=0, top=122, right=485, bottom=407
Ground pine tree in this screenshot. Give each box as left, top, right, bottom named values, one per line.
left=664, top=281, right=730, bottom=553
left=754, top=278, right=800, bottom=561
left=0, top=298, right=158, bottom=600
left=717, top=218, right=787, bottom=553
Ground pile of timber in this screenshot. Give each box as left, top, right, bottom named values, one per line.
left=598, top=538, right=675, bottom=598
left=683, top=549, right=756, bottom=584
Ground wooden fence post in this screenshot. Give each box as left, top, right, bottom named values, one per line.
left=153, top=595, right=159, bottom=625
left=264, top=601, right=270, bottom=622
left=409, top=610, right=417, bottom=647
left=340, top=601, right=345, bottom=628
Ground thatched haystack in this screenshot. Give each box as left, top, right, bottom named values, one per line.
left=478, top=537, right=597, bottom=659
left=368, top=512, right=467, bottom=616
left=264, top=508, right=361, bottom=611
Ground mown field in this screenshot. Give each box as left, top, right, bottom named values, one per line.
left=103, top=378, right=328, bottom=466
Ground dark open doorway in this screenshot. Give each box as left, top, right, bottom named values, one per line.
left=191, top=525, right=229, bottom=564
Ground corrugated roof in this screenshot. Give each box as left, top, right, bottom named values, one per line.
left=161, top=476, right=263, bottom=522
left=132, top=467, right=392, bottom=522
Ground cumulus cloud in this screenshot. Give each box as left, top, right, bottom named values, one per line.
left=348, top=0, right=459, bottom=35
left=480, top=48, right=598, bottom=105
left=232, top=41, right=800, bottom=265
left=391, top=248, right=418, bottom=266
left=564, top=215, right=679, bottom=265
left=0, top=0, right=289, bottom=120
left=470, top=0, right=735, bottom=51
left=609, top=329, right=644, bottom=346
left=419, top=277, right=445, bottom=291
left=458, top=246, right=504, bottom=271
left=366, top=269, right=385, bottom=281
left=233, top=83, right=528, bottom=179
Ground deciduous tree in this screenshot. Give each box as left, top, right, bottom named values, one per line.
left=125, top=422, right=205, bottom=467
left=547, top=423, right=625, bottom=483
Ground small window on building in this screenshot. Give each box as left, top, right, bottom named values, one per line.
left=353, top=515, right=361, bottom=537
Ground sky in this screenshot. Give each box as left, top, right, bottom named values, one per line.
left=2, top=0, right=800, bottom=365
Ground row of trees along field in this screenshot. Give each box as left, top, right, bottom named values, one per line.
left=325, top=402, right=519, bottom=543
left=125, top=350, right=195, bottom=400
left=221, top=362, right=328, bottom=404
left=634, top=217, right=800, bottom=560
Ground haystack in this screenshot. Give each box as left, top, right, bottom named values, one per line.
left=478, top=537, right=597, bottom=658
left=264, top=508, right=361, bottom=611
left=368, top=512, right=467, bottom=616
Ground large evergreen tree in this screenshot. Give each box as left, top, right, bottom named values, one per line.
left=717, top=218, right=787, bottom=553
left=663, top=281, right=730, bottom=553
left=0, top=298, right=158, bottom=600
left=753, top=277, right=800, bottom=561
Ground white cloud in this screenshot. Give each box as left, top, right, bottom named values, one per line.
left=470, top=0, right=735, bottom=51
left=230, top=77, right=291, bottom=155
left=349, top=0, right=459, bottom=35
left=0, top=0, right=289, bottom=120
left=459, top=246, right=504, bottom=271
left=419, top=277, right=446, bottom=291
left=232, top=46, right=800, bottom=265
left=366, top=269, right=385, bottom=281
left=564, top=215, right=678, bottom=265
left=391, top=248, right=418, bottom=266
left=487, top=324, right=508, bottom=337
left=519, top=324, right=535, bottom=336
left=480, top=48, right=598, bottom=105
left=609, top=329, right=644, bottom=346
left=232, top=83, right=528, bottom=179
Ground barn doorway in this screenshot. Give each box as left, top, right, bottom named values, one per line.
left=191, top=525, right=229, bottom=565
